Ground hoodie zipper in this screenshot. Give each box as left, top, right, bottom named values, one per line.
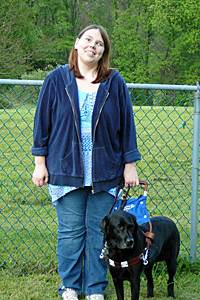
left=91, top=92, right=110, bottom=193
left=65, top=88, right=85, bottom=187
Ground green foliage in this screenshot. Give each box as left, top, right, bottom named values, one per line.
left=177, top=257, right=200, bottom=275
left=27, top=0, right=76, bottom=69
left=1, top=0, right=200, bottom=87
left=112, top=0, right=154, bottom=83
left=112, top=0, right=200, bottom=85
left=149, top=0, right=200, bottom=85
left=21, top=65, right=56, bottom=80
left=0, top=0, right=40, bottom=78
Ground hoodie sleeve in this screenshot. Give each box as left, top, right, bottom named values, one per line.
left=31, top=74, right=55, bottom=156
left=119, top=77, right=141, bottom=164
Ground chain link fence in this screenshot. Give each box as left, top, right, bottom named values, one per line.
left=0, top=79, right=199, bottom=275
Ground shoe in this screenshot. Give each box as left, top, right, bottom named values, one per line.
left=86, top=295, right=104, bottom=300
left=62, top=288, right=78, bottom=300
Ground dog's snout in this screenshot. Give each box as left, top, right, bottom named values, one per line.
left=126, top=238, right=134, bottom=246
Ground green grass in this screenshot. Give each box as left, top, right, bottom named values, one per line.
left=1, top=261, right=200, bottom=299
left=0, top=102, right=199, bottom=298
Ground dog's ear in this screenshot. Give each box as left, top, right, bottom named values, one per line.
left=129, top=213, right=137, bottom=223
left=100, top=215, right=109, bottom=234
left=129, top=213, right=138, bottom=231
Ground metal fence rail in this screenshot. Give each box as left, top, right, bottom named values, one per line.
left=0, top=79, right=199, bottom=275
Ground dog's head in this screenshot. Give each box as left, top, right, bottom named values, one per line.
left=100, top=211, right=138, bottom=250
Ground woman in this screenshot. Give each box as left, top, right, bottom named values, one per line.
left=32, top=25, right=141, bottom=300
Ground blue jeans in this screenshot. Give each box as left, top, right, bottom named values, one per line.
left=55, top=187, right=114, bottom=296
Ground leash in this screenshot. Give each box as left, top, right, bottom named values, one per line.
left=109, top=181, right=124, bottom=214
left=141, top=223, right=155, bottom=265
left=144, top=222, right=155, bottom=249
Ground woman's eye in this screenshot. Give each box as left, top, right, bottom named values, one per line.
left=96, top=42, right=103, bottom=46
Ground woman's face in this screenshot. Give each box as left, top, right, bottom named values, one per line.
left=75, top=29, right=105, bottom=68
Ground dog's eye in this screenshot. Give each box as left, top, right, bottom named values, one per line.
left=117, top=224, right=122, bottom=229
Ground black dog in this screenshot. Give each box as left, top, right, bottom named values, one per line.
left=100, top=211, right=180, bottom=300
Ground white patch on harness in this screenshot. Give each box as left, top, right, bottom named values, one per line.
left=109, top=259, right=115, bottom=267
left=121, top=261, right=129, bottom=268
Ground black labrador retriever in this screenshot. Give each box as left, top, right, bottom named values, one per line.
left=100, top=211, right=180, bottom=300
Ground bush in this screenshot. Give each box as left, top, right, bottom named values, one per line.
left=21, top=65, right=57, bottom=80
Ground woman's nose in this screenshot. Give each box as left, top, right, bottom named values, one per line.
left=89, top=40, right=96, bottom=48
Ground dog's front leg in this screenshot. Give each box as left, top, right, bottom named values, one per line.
left=112, top=277, right=124, bottom=300
left=144, top=265, right=154, bottom=297
left=130, top=277, right=140, bottom=300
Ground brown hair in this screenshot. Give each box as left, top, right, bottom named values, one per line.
left=68, top=25, right=113, bottom=83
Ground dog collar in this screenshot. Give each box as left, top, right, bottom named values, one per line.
left=104, top=253, right=143, bottom=268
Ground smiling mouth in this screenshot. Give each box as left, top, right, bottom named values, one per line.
left=86, top=50, right=95, bottom=55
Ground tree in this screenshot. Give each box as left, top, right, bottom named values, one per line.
left=112, top=0, right=154, bottom=83
left=27, top=0, right=77, bottom=69
left=150, top=0, right=200, bottom=84
left=0, top=0, right=39, bottom=78
left=112, top=0, right=200, bottom=85
left=2, top=0, right=199, bottom=84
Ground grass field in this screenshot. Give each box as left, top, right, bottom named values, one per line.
left=1, top=261, right=200, bottom=299
left=0, top=101, right=199, bottom=299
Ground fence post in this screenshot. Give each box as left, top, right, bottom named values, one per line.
left=190, top=82, right=200, bottom=261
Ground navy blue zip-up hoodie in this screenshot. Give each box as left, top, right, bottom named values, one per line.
left=31, top=65, right=141, bottom=193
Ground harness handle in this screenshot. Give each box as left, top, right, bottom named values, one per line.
left=109, top=180, right=148, bottom=214
left=138, top=180, right=148, bottom=191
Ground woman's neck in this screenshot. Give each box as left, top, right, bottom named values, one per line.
left=76, top=77, right=100, bottom=93
left=78, top=60, right=97, bottom=80
left=76, top=61, right=100, bottom=93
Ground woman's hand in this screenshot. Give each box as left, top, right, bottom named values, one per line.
left=32, top=156, right=49, bottom=187
left=123, top=162, right=139, bottom=188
